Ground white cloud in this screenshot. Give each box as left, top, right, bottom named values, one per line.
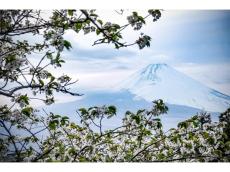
left=174, top=63, right=230, bottom=95
left=45, top=50, right=175, bottom=92
left=2, top=10, right=229, bottom=107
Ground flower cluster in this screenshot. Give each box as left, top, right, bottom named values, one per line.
left=1, top=101, right=230, bottom=162
left=136, top=34, right=151, bottom=49
left=127, top=12, right=145, bottom=31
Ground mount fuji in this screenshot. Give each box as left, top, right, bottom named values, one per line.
left=117, top=63, right=230, bottom=112
left=43, top=63, right=229, bottom=130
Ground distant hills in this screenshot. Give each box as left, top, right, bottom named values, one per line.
left=43, top=63, right=229, bottom=130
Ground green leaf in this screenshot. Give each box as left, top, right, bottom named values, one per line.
left=114, top=43, right=119, bottom=49
left=156, top=121, right=162, bottom=129
left=70, top=122, right=78, bottom=129
left=137, top=109, right=145, bottom=115
left=75, top=22, right=82, bottom=31
left=61, top=116, right=69, bottom=126
left=132, top=11, right=138, bottom=16
left=125, top=111, right=132, bottom=116
left=67, top=10, right=75, bottom=16
left=97, top=19, right=103, bottom=25
left=108, top=106, right=116, bottom=115
left=86, top=19, right=91, bottom=24
left=19, top=95, right=29, bottom=105
left=91, top=109, right=98, bottom=117
left=90, top=13, right=98, bottom=17
left=50, top=76, right=55, bottom=82
left=39, top=79, right=44, bottom=87
left=132, top=115, right=140, bottom=124
left=143, top=129, right=151, bottom=136
left=79, top=108, right=88, bottom=116
left=79, top=156, right=87, bottom=162
left=207, top=137, right=215, bottom=145
left=63, top=40, right=72, bottom=50
left=138, top=16, right=145, bottom=24
left=52, top=114, right=61, bottom=119
left=48, top=121, right=57, bottom=130
left=192, top=120, right=199, bottom=128
left=157, top=153, right=165, bottom=160
left=177, top=122, right=188, bottom=129
left=214, top=150, right=222, bottom=157
left=68, top=148, right=76, bottom=155
left=203, top=132, right=209, bottom=139
left=21, top=107, right=33, bottom=117
left=96, top=29, right=100, bottom=35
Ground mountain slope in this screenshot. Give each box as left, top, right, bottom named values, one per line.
left=118, top=63, right=230, bottom=112
left=44, top=90, right=212, bottom=131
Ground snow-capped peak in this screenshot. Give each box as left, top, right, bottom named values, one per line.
left=141, top=63, right=168, bottom=74
left=118, top=63, right=230, bottom=112
left=139, top=63, right=168, bottom=81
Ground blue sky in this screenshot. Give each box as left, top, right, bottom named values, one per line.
left=51, top=10, right=230, bottom=97
left=153, top=10, right=230, bottom=64
left=1, top=10, right=229, bottom=109
left=20, top=10, right=229, bottom=106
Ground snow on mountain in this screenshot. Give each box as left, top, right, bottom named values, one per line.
left=117, top=63, right=230, bottom=112
left=44, top=90, right=209, bottom=131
